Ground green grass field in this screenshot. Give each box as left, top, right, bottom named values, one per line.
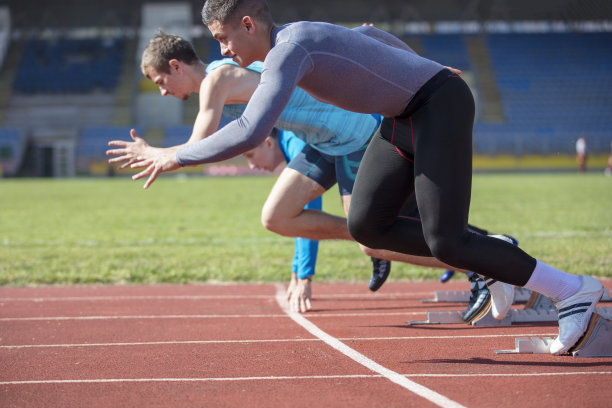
left=1, top=172, right=611, bottom=286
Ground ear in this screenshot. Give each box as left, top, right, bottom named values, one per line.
left=168, top=59, right=181, bottom=73
left=241, top=16, right=256, bottom=33
left=264, top=136, right=274, bottom=148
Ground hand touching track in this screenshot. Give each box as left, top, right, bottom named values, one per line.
left=286, top=273, right=312, bottom=313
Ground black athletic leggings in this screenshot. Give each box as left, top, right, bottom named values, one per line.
left=348, top=70, right=536, bottom=286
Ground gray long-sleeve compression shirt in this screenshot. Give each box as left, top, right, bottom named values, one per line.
left=177, top=22, right=442, bottom=166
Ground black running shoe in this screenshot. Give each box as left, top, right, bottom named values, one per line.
left=369, top=257, right=391, bottom=292
left=462, top=273, right=491, bottom=323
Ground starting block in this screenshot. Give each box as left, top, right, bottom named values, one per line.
left=494, top=313, right=612, bottom=358
left=495, top=337, right=554, bottom=354
left=408, top=305, right=512, bottom=326
left=522, top=291, right=555, bottom=310
left=422, top=287, right=611, bottom=305
left=422, top=287, right=532, bottom=303
left=409, top=306, right=612, bottom=326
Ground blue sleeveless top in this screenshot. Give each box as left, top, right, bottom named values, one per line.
left=206, top=59, right=378, bottom=155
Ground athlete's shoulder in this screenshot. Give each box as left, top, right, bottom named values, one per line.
left=205, top=60, right=262, bottom=85
left=207, top=58, right=262, bottom=74
left=205, top=58, right=236, bottom=74
left=275, top=21, right=346, bottom=43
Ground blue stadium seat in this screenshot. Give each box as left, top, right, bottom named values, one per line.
left=473, top=32, right=612, bottom=154
left=13, top=37, right=124, bottom=94
left=78, top=126, right=143, bottom=159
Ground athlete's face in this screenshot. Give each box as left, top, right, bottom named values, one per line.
left=208, top=19, right=258, bottom=68
left=242, top=137, right=282, bottom=171
left=146, top=63, right=191, bottom=101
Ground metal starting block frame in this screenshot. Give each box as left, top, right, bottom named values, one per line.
left=408, top=306, right=612, bottom=326
left=422, top=287, right=611, bottom=304
left=495, top=337, right=554, bottom=354
left=494, top=313, right=612, bottom=358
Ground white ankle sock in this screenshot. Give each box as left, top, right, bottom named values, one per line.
left=523, top=260, right=581, bottom=301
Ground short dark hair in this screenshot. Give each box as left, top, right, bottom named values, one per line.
left=141, top=31, right=200, bottom=76
left=201, top=0, right=273, bottom=26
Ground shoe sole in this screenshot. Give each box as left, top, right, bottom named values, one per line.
left=369, top=274, right=389, bottom=292
left=552, top=285, right=604, bottom=355
left=568, top=312, right=606, bottom=355
left=464, top=297, right=492, bottom=324
left=369, top=260, right=391, bottom=292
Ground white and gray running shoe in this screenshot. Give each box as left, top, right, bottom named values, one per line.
left=484, top=277, right=515, bottom=320
left=550, top=275, right=604, bottom=355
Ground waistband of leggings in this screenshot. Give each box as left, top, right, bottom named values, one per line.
left=397, top=68, right=453, bottom=119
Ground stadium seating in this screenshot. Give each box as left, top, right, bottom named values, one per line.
left=3, top=5, right=612, bottom=173
left=13, top=37, right=124, bottom=94
left=163, top=115, right=233, bottom=147
left=473, top=32, right=612, bottom=155
left=76, top=125, right=142, bottom=174
left=420, top=33, right=472, bottom=70
left=163, top=125, right=192, bottom=148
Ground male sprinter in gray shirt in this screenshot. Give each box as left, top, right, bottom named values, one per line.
left=122, top=0, right=604, bottom=355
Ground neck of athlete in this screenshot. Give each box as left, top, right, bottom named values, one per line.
left=187, top=60, right=208, bottom=94
left=257, top=23, right=276, bottom=61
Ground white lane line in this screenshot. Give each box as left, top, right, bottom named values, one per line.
left=0, top=333, right=559, bottom=350
left=0, top=339, right=320, bottom=349
left=307, top=312, right=434, bottom=317
left=0, top=311, right=429, bottom=322
left=0, top=295, right=273, bottom=302
left=273, top=284, right=466, bottom=408
left=1, top=371, right=611, bottom=386
left=0, top=314, right=288, bottom=321
left=408, top=372, right=612, bottom=377
left=0, top=292, right=433, bottom=302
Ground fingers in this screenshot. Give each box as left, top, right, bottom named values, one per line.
left=106, top=148, right=128, bottom=159
left=118, top=158, right=137, bottom=170
left=286, top=286, right=294, bottom=301
left=299, top=296, right=307, bottom=313
left=130, top=158, right=151, bottom=169
left=290, top=295, right=310, bottom=313
left=130, top=128, right=141, bottom=141
left=107, top=154, right=130, bottom=164
left=286, top=274, right=297, bottom=300
left=131, top=162, right=153, bottom=180
left=143, top=167, right=160, bottom=190
left=107, top=141, right=129, bottom=148
left=288, top=279, right=312, bottom=313
left=290, top=292, right=299, bottom=312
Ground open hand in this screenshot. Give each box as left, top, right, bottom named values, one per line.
left=129, top=146, right=181, bottom=189
left=289, top=277, right=312, bottom=313
left=107, top=128, right=180, bottom=189
left=107, top=129, right=152, bottom=170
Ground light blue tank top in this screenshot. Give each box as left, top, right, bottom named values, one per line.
left=206, top=59, right=378, bottom=155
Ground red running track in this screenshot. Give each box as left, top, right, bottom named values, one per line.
left=1, top=280, right=611, bottom=407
